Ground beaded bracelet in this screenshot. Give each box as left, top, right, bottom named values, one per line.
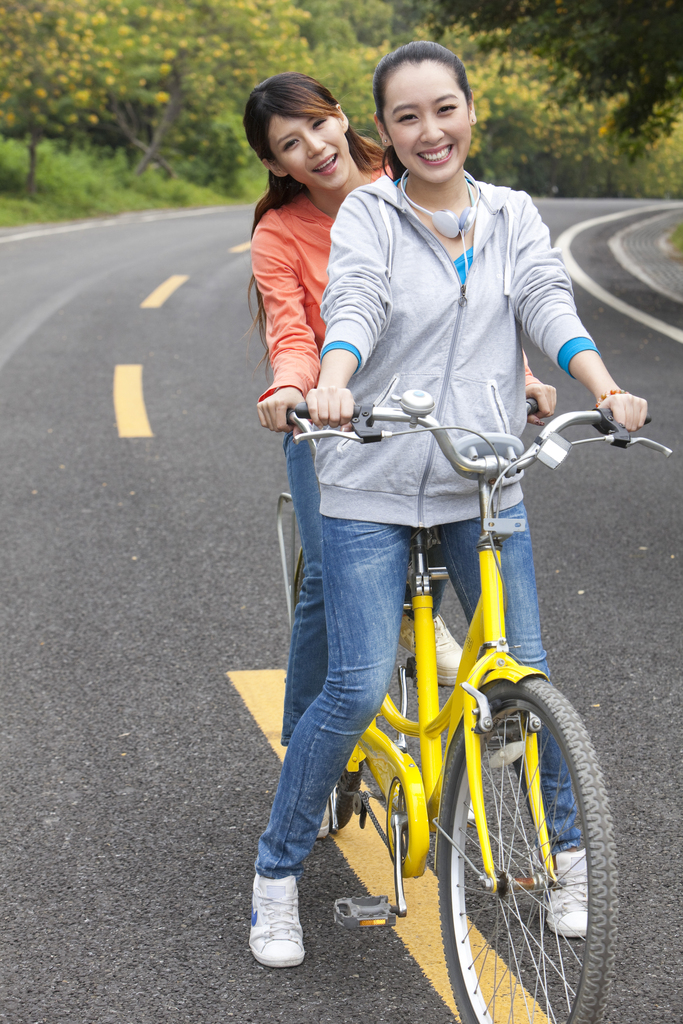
left=595, top=388, right=629, bottom=408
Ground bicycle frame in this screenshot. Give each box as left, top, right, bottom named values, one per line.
left=349, top=474, right=553, bottom=892
left=290, top=390, right=671, bottom=900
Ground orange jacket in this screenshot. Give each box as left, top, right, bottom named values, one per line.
left=251, top=189, right=540, bottom=402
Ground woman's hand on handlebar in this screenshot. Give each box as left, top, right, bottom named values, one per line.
left=525, top=380, right=557, bottom=425
left=257, top=387, right=305, bottom=432
left=598, top=391, right=648, bottom=432
left=305, top=385, right=356, bottom=429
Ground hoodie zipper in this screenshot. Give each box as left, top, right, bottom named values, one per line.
left=416, top=290, right=467, bottom=526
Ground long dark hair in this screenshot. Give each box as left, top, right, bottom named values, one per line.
left=373, top=41, right=472, bottom=181
left=243, top=72, right=382, bottom=354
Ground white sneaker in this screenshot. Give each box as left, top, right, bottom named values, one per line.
left=546, top=849, right=588, bottom=939
left=399, top=613, right=462, bottom=686
left=249, top=874, right=305, bottom=967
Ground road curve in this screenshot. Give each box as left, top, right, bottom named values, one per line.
left=0, top=198, right=680, bottom=1024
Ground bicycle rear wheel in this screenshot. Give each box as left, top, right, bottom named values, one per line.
left=437, top=676, right=618, bottom=1024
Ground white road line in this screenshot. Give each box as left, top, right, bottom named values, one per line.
left=556, top=203, right=683, bottom=345
left=0, top=204, right=250, bottom=246
left=608, top=211, right=683, bottom=307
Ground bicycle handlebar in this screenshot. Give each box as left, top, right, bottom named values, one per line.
left=289, top=391, right=671, bottom=478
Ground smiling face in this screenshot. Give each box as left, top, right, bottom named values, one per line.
left=376, top=61, right=475, bottom=188
left=264, top=109, right=357, bottom=194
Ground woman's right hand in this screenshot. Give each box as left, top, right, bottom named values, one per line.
left=257, top=387, right=305, bottom=432
left=305, top=385, right=356, bottom=428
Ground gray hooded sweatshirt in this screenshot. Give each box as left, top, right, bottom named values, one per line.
left=317, top=174, right=592, bottom=527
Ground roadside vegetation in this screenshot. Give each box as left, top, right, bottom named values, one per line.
left=0, top=0, right=682, bottom=228
left=671, top=223, right=683, bottom=257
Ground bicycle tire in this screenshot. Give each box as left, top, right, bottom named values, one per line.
left=334, top=762, right=364, bottom=830
left=437, top=675, right=618, bottom=1024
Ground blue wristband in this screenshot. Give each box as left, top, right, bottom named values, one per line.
left=558, top=337, right=600, bottom=377
left=320, top=341, right=361, bottom=372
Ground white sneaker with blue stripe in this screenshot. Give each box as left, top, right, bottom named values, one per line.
left=249, top=873, right=305, bottom=967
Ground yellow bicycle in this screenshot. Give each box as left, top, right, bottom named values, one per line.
left=288, top=390, right=671, bottom=1024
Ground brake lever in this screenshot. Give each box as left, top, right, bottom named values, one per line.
left=350, top=404, right=384, bottom=443
left=592, top=408, right=631, bottom=448
left=626, top=437, right=673, bottom=457
left=292, top=427, right=363, bottom=444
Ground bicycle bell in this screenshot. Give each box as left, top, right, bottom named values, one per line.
left=400, top=389, right=435, bottom=426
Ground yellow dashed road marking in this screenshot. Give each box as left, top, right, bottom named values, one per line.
left=229, top=241, right=251, bottom=253
left=140, top=274, right=189, bottom=308
left=228, top=670, right=550, bottom=1024
left=113, top=364, right=154, bottom=438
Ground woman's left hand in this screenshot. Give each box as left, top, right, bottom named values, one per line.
left=598, top=391, right=648, bottom=432
left=525, top=380, right=556, bottom=425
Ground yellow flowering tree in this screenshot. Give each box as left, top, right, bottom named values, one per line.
left=0, top=0, right=108, bottom=193
left=94, top=0, right=312, bottom=176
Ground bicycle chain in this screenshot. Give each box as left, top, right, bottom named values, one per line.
left=359, top=790, right=390, bottom=849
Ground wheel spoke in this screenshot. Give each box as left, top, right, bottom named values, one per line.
left=438, top=678, right=617, bottom=1024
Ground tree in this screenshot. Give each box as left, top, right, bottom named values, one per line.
left=429, top=0, right=683, bottom=149
left=94, top=0, right=313, bottom=176
left=0, top=1, right=108, bottom=193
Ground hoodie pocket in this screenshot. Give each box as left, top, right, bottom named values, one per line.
left=487, top=379, right=511, bottom=433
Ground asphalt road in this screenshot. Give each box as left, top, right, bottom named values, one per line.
left=0, top=197, right=681, bottom=1024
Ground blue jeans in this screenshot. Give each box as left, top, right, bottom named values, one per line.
left=281, top=432, right=446, bottom=744
left=281, top=432, right=329, bottom=746
left=256, top=502, right=580, bottom=880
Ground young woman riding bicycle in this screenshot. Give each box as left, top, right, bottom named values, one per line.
left=244, top=55, right=611, bottom=969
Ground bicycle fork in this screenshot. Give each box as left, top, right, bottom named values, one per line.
left=457, top=506, right=554, bottom=890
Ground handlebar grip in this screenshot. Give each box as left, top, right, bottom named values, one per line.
left=645, top=414, right=652, bottom=425
left=286, top=402, right=310, bottom=424
left=286, top=402, right=362, bottom=425
left=526, top=398, right=539, bottom=416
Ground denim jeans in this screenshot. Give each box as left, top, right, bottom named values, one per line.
left=256, top=502, right=580, bottom=880
left=281, top=432, right=329, bottom=746
left=281, top=432, right=445, bottom=745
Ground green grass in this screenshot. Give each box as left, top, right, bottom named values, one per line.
left=671, top=221, right=683, bottom=256
left=0, top=137, right=266, bottom=228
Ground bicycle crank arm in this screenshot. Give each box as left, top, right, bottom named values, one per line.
left=391, top=810, right=409, bottom=917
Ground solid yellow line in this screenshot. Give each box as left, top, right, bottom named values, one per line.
left=229, top=241, right=251, bottom=253
left=227, top=670, right=457, bottom=1016
left=228, top=670, right=551, bottom=1024
left=140, top=274, right=189, bottom=308
left=113, top=365, right=154, bottom=438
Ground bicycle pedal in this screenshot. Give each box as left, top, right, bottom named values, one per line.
left=333, top=895, right=397, bottom=929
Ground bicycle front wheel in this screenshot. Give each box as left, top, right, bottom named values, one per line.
left=437, top=676, right=618, bottom=1024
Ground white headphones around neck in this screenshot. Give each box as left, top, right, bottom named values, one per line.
left=399, top=169, right=480, bottom=239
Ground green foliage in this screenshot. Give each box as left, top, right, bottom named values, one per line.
left=446, top=27, right=683, bottom=198
left=0, top=135, right=264, bottom=226
left=671, top=222, right=683, bottom=256
left=174, top=111, right=262, bottom=193
left=95, top=0, right=313, bottom=169
left=1, top=0, right=682, bottom=210
left=429, top=0, right=683, bottom=150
